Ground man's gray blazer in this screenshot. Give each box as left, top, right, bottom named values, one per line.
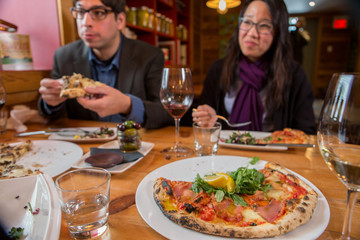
left=39, top=35, right=173, bottom=129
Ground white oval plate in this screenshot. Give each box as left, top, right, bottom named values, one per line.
left=136, top=155, right=330, bottom=240
left=48, top=127, right=117, bottom=143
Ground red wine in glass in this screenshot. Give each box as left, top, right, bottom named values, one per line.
left=160, top=67, right=194, bottom=158
left=163, top=103, right=190, bottom=119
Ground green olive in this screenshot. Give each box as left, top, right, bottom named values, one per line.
left=123, top=142, right=140, bottom=151
left=124, top=128, right=137, bottom=137
left=124, top=120, right=135, bottom=129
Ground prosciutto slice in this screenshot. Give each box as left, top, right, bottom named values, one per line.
left=255, top=200, right=283, bottom=223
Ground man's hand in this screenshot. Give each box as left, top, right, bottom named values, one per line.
left=77, top=85, right=131, bottom=117
left=192, top=104, right=217, bottom=127
left=39, top=78, right=66, bottom=106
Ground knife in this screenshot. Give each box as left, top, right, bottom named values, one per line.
left=244, top=143, right=315, bottom=148
left=15, top=129, right=87, bottom=137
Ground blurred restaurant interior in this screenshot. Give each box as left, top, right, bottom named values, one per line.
left=0, top=0, right=359, bottom=115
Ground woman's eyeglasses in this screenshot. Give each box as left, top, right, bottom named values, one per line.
left=238, top=17, right=273, bottom=35
left=70, top=7, right=113, bottom=21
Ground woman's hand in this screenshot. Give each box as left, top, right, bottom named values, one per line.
left=77, top=85, right=131, bottom=117
left=192, top=104, right=217, bottom=127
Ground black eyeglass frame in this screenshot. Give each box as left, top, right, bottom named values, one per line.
left=70, top=6, right=114, bottom=21
left=238, top=17, right=274, bottom=35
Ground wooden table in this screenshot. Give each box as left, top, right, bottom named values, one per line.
left=1, top=118, right=359, bottom=240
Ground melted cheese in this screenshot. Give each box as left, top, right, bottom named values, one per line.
left=266, top=173, right=281, bottom=183
left=267, top=189, right=286, bottom=200
left=163, top=199, right=177, bottom=211
left=242, top=208, right=265, bottom=222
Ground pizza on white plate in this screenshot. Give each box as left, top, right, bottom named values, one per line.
left=225, top=128, right=311, bottom=145
left=258, top=128, right=310, bottom=144
left=153, top=161, right=318, bottom=238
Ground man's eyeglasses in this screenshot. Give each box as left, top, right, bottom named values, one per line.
left=70, top=7, right=113, bottom=21
left=238, top=17, right=273, bottom=35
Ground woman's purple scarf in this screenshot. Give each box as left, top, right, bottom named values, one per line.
left=229, top=57, right=268, bottom=130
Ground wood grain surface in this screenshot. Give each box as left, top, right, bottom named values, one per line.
left=1, top=118, right=359, bottom=240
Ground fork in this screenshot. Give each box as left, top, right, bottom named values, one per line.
left=192, top=109, right=251, bottom=128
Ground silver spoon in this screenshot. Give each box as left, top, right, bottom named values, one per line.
left=192, top=109, right=251, bottom=128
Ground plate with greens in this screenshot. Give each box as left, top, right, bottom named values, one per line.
left=219, top=130, right=288, bottom=151
left=136, top=156, right=329, bottom=240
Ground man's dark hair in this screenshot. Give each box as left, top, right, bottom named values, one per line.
left=73, top=0, right=126, bottom=15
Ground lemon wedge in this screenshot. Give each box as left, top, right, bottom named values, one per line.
left=204, top=173, right=235, bottom=192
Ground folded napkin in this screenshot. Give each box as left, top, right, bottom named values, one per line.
left=7, top=105, right=48, bottom=132
left=90, top=148, right=144, bottom=163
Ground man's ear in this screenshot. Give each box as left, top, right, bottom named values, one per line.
left=116, top=12, right=126, bottom=30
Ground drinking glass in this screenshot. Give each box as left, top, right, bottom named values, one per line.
left=160, top=67, right=194, bottom=157
left=318, top=73, right=360, bottom=240
left=0, top=75, right=6, bottom=110
left=193, top=122, right=222, bottom=156
left=55, top=168, right=111, bottom=239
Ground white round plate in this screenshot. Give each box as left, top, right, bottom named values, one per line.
left=0, top=174, right=61, bottom=240
left=10, top=140, right=83, bottom=177
left=135, top=155, right=330, bottom=240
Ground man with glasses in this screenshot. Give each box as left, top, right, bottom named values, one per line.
left=38, top=0, right=173, bottom=129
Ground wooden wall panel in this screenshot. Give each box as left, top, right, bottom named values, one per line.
left=199, top=0, right=242, bottom=85
left=312, top=13, right=353, bottom=98
left=57, top=0, right=79, bottom=46
left=1, top=70, right=51, bottom=106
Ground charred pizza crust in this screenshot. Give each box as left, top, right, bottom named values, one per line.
left=60, top=73, right=105, bottom=98
left=263, top=162, right=318, bottom=234
left=153, top=162, right=318, bottom=238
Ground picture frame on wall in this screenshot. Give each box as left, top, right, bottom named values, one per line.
left=158, top=41, right=176, bottom=66
left=0, top=32, right=33, bottom=70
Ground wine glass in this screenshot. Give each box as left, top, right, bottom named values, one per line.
left=0, top=74, right=6, bottom=110
left=318, top=73, right=360, bottom=240
left=160, top=67, right=194, bottom=157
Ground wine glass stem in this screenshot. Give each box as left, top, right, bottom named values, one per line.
left=341, top=189, right=359, bottom=239
left=174, top=118, right=180, bottom=149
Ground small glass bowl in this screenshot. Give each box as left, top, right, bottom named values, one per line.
left=118, top=128, right=141, bottom=152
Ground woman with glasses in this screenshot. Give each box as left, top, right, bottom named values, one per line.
left=38, top=0, right=173, bottom=129
left=192, top=0, right=316, bottom=134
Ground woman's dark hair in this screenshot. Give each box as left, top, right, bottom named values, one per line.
left=73, top=0, right=126, bottom=15
left=221, top=0, right=292, bottom=114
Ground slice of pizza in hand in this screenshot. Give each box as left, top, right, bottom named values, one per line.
left=153, top=162, right=318, bottom=238
left=60, top=73, right=105, bottom=98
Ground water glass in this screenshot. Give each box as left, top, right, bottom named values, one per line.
left=193, top=122, right=222, bottom=156
left=0, top=109, right=7, bottom=134
left=55, top=168, right=111, bottom=239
